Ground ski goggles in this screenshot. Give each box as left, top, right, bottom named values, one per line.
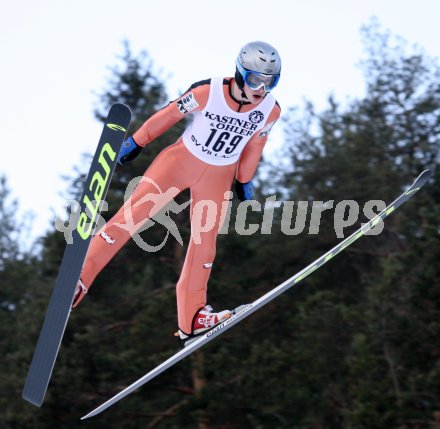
left=236, top=60, right=280, bottom=91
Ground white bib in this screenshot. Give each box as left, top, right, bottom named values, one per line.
left=182, top=77, right=276, bottom=166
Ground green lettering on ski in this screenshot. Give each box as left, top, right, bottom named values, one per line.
left=385, top=205, right=395, bottom=217
left=107, top=123, right=127, bottom=132
left=339, top=229, right=366, bottom=252
left=405, top=188, right=419, bottom=196
left=294, top=229, right=366, bottom=284
left=77, top=143, right=116, bottom=240
left=371, top=217, right=382, bottom=227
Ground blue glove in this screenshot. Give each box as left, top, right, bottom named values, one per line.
left=118, top=136, right=142, bottom=165
left=235, top=180, right=254, bottom=201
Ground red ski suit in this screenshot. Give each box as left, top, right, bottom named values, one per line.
left=79, top=77, right=281, bottom=334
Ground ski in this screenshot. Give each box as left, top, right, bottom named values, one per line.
left=23, top=103, right=132, bottom=407
left=81, top=169, right=431, bottom=420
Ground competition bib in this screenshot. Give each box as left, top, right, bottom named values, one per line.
left=182, top=77, right=275, bottom=166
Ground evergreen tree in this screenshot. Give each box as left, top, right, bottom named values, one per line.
left=261, top=18, right=440, bottom=427
left=0, top=177, right=48, bottom=428
left=4, top=21, right=440, bottom=428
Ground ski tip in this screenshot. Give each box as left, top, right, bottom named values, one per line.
left=106, top=103, right=132, bottom=128
left=416, top=169, right=432, bottom=185
left=406, top=169, right=432, bottom=194
left=110, top=102, right=132, bottom=115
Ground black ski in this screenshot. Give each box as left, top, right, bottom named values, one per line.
left=81, top=169, right=431, bottom=420
left=23, top=103, right=131, bottom=407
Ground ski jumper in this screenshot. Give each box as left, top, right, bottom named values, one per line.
left=79, top=77, right=281, bottom=334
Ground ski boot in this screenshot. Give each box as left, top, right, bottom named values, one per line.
left=176, top=305, right=232, bottom=347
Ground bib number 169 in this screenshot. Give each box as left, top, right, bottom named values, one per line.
left=204, top=129, right=243, bottom=154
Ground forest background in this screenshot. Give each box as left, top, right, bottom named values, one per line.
left=1, top=20, right=439, bottom=429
